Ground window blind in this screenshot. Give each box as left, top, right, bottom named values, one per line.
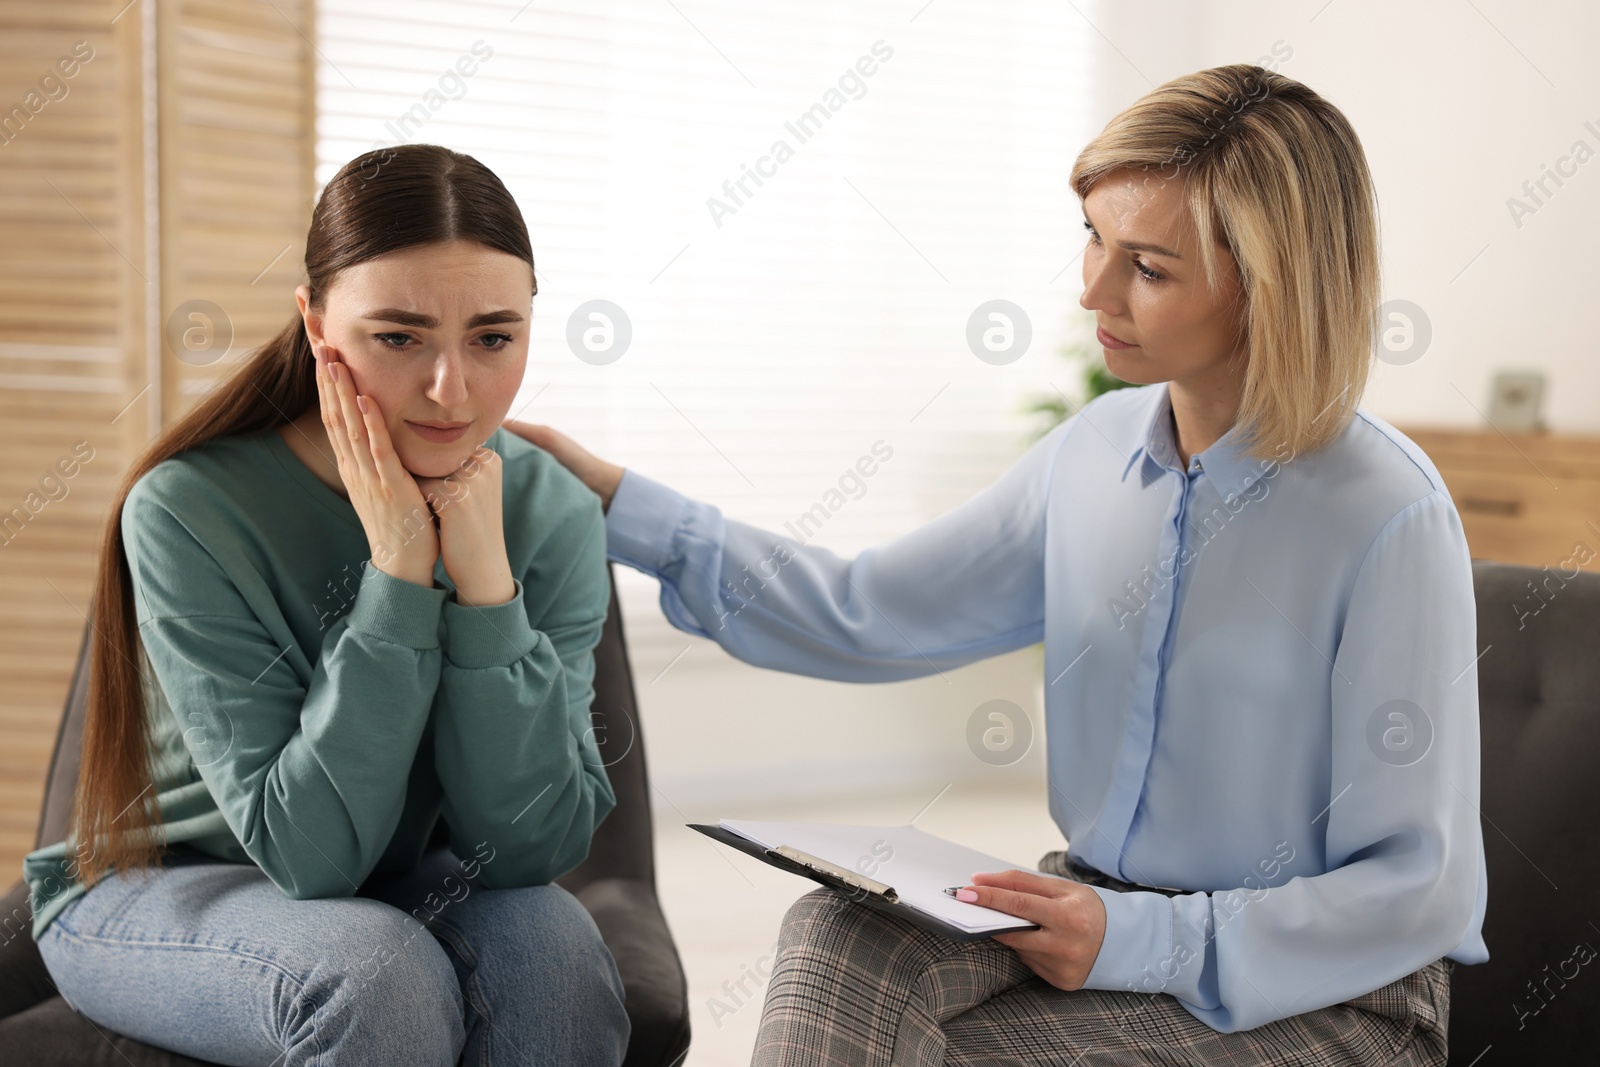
left=314, top=0, right=1096, bottom=654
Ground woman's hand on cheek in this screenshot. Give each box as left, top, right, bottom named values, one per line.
left=415, top=448, right=516, bottom=607
left=963, top=869, right=1108, bottom=991
left=315, top=343, right=440, bottom=587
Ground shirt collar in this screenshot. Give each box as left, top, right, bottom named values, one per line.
left=1118, top=382, right=1273, bottom=505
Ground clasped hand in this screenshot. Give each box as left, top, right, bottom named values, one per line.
left=314, top=342, right=514, bottom=606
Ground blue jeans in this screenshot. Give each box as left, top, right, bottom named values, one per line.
left=37, top=844, right=630, bottom=1066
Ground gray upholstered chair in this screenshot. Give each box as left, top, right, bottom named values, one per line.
left=0, top=563, right=691, bottom=1067
left=1445, top=561, right=1599, bottom=1063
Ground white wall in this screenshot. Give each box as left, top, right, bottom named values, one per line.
left=1094, top=0, right=1600, bottom=433
left=632, top=618, right=1050, bottom=815
left=629, top=0, right=1600, bottom=814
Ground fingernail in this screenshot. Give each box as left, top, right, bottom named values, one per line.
left=955, top=888, right=978, bottom=903
left=357, top=395, right=368, bottom=414
left=312, top=344, right=324, bottom=364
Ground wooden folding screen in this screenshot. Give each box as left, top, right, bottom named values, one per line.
left=0, top=0, right=315, bottom=880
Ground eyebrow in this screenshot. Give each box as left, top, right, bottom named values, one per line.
left=362, top=308, right=526, bottom=328
left=1083, top=208, right=1184, bottom=260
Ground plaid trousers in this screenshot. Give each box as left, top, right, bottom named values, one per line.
left=750, top=849, right=1452, bottom=1066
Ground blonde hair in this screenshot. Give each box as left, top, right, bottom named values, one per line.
left=1070, top=63, right=1381, bottom=462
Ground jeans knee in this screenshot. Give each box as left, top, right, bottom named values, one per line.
left=481, top=884, right=625, bottom=1008
left=442, top=880, right=628, bottom=1063
left=292, top=903, right=464, bottom=1065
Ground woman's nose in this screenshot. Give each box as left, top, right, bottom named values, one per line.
left=425, top=349, right=470, bottom=408
left=1079, top=253, right=1124, bottom=317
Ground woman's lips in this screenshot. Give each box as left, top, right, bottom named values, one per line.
left=1097, top=326, right=1138, bottom=350
left=406, top=420, right=470, bottom=444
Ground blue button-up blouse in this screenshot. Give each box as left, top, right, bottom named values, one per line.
left=604, top=379, right=1489, bottom=1032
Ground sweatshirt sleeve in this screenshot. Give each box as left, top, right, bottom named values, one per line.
left=1078, top=489, right=1487, bottom=1031
left=431, top=488, right=615, bottom=888
left=603, top=419, right=1077, bottom=682
left=124, top=485, right=445, bottom=900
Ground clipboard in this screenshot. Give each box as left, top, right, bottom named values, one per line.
left=689, top=822, right=1040, bottom=942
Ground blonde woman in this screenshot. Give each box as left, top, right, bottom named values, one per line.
left=512, top=63, right=1485, bottom=1065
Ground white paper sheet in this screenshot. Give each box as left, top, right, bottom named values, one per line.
left=719, top=819, right=1052, bottom=935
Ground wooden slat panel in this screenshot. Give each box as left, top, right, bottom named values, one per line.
left=0, top=0, right=313, bottom=889
left=161, top=0, right=312, bottom=425
left=0, top=0, right=138, bottom=889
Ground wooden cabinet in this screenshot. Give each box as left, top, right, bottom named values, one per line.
left=1397, top=427, right=1600, bottom=573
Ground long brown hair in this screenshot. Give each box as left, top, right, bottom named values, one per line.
left=1070, top=63, right=1382, bottom=461
left=73, top=144, right=537, bottom=886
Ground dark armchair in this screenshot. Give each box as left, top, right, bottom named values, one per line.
left=1446, top=560, right=1599, bottom=1063
left=0, top=563, right=692, bottom=1067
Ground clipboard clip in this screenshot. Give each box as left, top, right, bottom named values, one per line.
left=770, top=844, right=899, bottom=903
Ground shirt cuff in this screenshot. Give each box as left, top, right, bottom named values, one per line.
left=442, top=578, right=540, bottom=669
left=1080, top=885, right=1204, bottom=998
left=606, top=468, right=690, bottom=574
left=346, top=559, right=447, bottom=649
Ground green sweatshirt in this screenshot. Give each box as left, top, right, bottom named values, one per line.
left=22, top=424, right=615, bottom=941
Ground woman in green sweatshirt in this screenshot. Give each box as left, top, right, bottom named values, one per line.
left=21, top=144, right=629, bottom=1066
